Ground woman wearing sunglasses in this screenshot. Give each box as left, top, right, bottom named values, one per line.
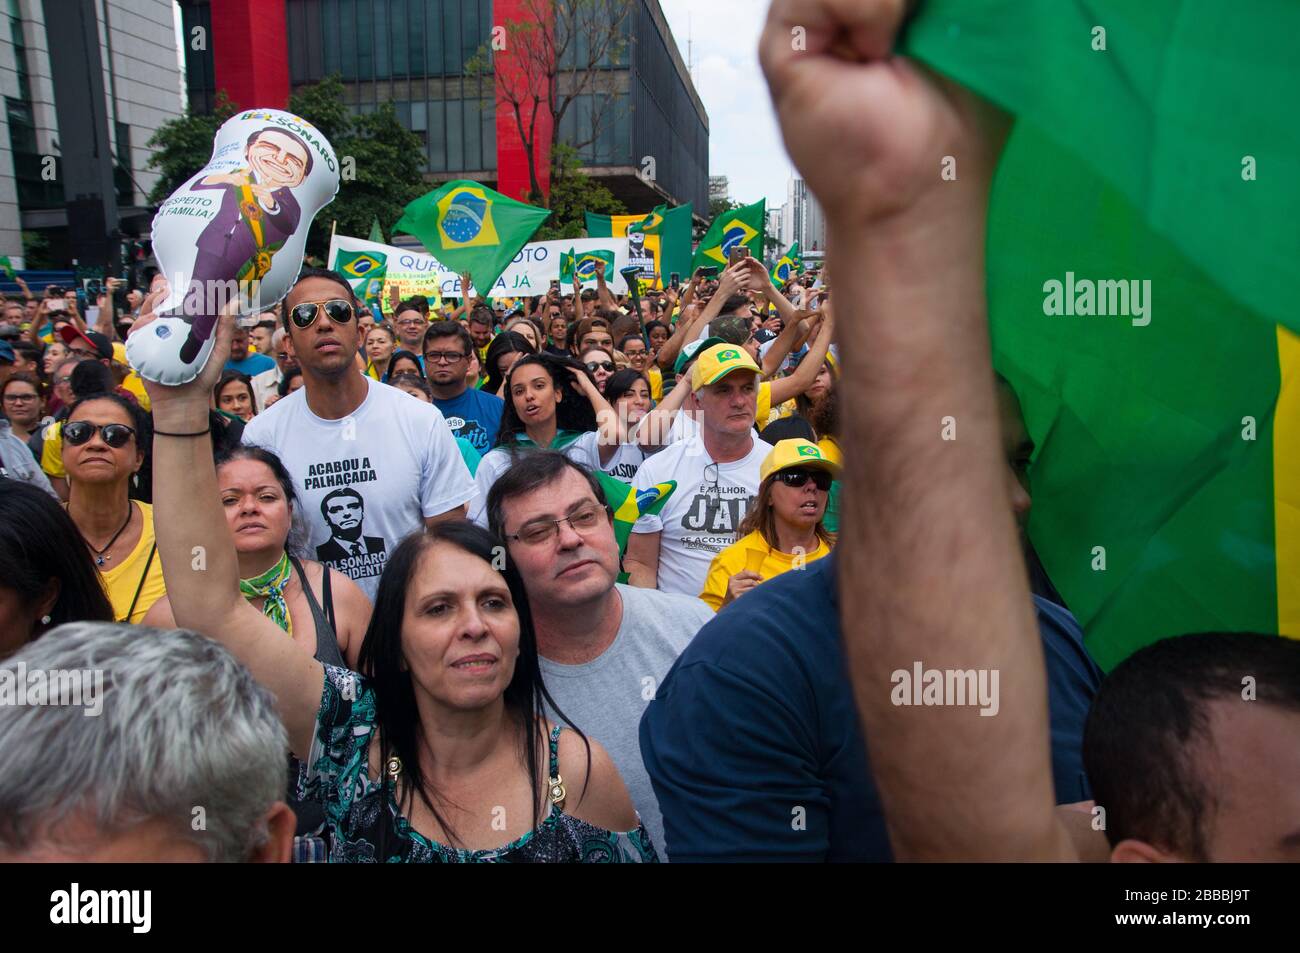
left=60, top=392, right=166, bottom=622
left=579, top=346, right=618, bottom=395
left=699, top=438, right=837, bottom=612
left=139, top=305, right=653, bottom=863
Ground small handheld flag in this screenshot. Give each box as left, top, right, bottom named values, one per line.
left=692, top=199, right=766, bottom=271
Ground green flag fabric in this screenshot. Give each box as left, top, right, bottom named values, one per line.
left=594, top=472, right=677, bottom=581
left=0, top=256, right=15, bottom=281
left=632, top=203, right=694, bottom=285
left=367, top=216, right=385, bottom=244
left=332, top=248, right=388, bottom=306
left=395, top=180, right=550, bottom=293
left=771, top=241, right=802, bottom=287
left=692, top=199, right=766, bottom=271
left=902, top=0, right=1300, bottom=667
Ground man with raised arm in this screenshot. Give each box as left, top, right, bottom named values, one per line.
left=761, top=0, right=1074, bottom=860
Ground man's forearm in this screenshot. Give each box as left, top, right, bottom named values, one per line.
left=835, top=191, right=1070, bottom=861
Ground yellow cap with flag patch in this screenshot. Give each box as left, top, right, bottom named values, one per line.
left=760, top=438, right=839, bottom=482
left=691, top=342, right=761, bottom=392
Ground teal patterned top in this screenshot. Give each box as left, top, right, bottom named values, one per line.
left=298, top=665, right=659, bottom=863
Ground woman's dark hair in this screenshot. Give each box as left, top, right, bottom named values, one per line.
left=495, top=353, right=597, bottom=448
left=65, top=391, right=153, bottom=502
left=602, top=368, right=648, bottom=407
left=2, top=371, right=42, bottom=407
left=277, top=367, right=303, bottom=397
left=806, top=387, right=838, bottom=438
left=213, top=444, right=305, bottom=557
left=356, top=520, right=588, bottom=849
left=644, top=320, right=669, bottom=340
left=738, top=470, right=835, bottom=551
left=383, top=349, right=424, bottom=382
left=617, top=333, right=646, bottom=352
left=481, top=331, right=537, bottom=397
left=389, top=372, right=432, bottom=400
left=0, top=479, right=114, bottom=646
left=214, top=370, right=258, bottom=416
left=69, top=359, right=115, bottom=399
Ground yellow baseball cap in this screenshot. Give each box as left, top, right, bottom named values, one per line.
left=111, top=341, right=128, bottom=366
left=760, top=438, right=839, bottom=482
left=691, top=342, right=760, bottom=392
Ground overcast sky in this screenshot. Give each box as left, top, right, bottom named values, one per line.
left=657, top=0, right=795, bottom=209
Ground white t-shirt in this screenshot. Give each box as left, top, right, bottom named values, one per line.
left=631, top=432, right=767, bottom=596
left=469, top=430, right=603, bottom=527
left=242, top=376, right=475, bottom=599
left=600, top=440, right=645, bottom=482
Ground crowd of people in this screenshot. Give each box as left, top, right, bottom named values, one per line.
left=1, top=0, right=1296, bottom=865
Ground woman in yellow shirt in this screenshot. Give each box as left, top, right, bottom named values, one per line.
left=700, top=438, right=837, bottom=611
left=60, top=392, right=166, bottom=622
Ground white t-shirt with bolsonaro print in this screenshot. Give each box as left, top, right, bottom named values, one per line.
left=630, top=432, right=766, bottom=597
left=242, top=376, right=476, bottom=599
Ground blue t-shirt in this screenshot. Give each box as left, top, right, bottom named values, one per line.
left=225, top=352, right=276, bottom=377
left=639, top=554, right=1104, bottom=862
left=433, top=387, right=504, bottom=454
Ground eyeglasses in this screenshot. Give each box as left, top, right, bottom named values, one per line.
left=586, top=361, right=616, bottom=374
left=775, top=468, right=833, bottom=492
left=506, top=503, right=610, bottom=546
left=63, top=420, right=136, bottom=448
left=288, top=298, right=354, bottom=329
left=3, top=392, right=38, bottom=403
left=54, top=375, right=74, bottom=386
left=425, top=350, right=467, bottom=364
left=69, top=347, right=95, bottom=358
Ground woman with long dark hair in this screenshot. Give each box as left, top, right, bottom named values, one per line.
left=467, top=353, right=619, bottom=525
left=382, top=349, right=424, bottom=383
left=479, top=330, right=536, bottom=397
left=213, top=370, right=258, bottom=422
left=141, top=296, right=654, bottom=863
left=0, top=479, right=114, bottom=657
left=699, top=438, right=837, bottom=611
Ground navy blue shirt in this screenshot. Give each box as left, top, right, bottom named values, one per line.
left=639, top=554, right=1103, bottom=862
left=432, top=387, right=505, bottom=454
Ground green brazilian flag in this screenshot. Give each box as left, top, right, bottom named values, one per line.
left=395, top=180, right=550, bottom=294
left=332, top=248, right=387, bottom=305
left=632, top=203, right=694, bottom=286
left=903, top=0, right=1300, bottom=668
left=594, top=472, right=677, bottom=582
left=0, top=256, right=15, bottom=281
left=692, top=199, right=765, bottom=272
left=771, top=241, right=802, bottom=287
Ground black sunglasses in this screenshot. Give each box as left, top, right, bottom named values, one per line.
left=63, top=420, right=136, bottom=448
left=289, top=298, right=355, bottom=329
left=775, top=468, right=832, bottom=491
left=586, top=361, right=616, bottom=374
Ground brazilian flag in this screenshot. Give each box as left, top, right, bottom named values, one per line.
left=770, top=241, right=802, bottom=287
left=594, top=472, right=676, bottom=580
left=559, top=247, right=616, bottom=286
left=0, top=256, right=15, bottom=281
left=332, top=249, right=387, bottom=305
left=904, top=0, right=1300, bottom=667
left=395, top=180, right=550, bottom=294
left=692, top=199, right=766, bottom=271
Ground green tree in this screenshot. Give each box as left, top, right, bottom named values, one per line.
left=533, top=143, right=623, bottom=240
left=144, top=77, right=427, bottom=261
left=145, top=92, right=237, bottom=205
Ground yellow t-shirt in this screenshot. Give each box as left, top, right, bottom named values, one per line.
left=121, top=372, right=152, bottom=412
left=647, top=364, right=664, bottom=401
left=99, top=501, right=167, bottom=623
left=699, top=529, right=831, bottom=612
left=41, top=419, right=64, bottom=479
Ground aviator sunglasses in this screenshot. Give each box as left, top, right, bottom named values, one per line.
left=289, top=298, right=355, bottom=329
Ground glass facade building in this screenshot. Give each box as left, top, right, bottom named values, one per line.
left=180, top=0, right=707, bottom=213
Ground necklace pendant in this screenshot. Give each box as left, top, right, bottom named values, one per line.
left=96, top=556, right=105, bottom=567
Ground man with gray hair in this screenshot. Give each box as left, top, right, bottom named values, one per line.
left=0, top=622, right=295, bottom=862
